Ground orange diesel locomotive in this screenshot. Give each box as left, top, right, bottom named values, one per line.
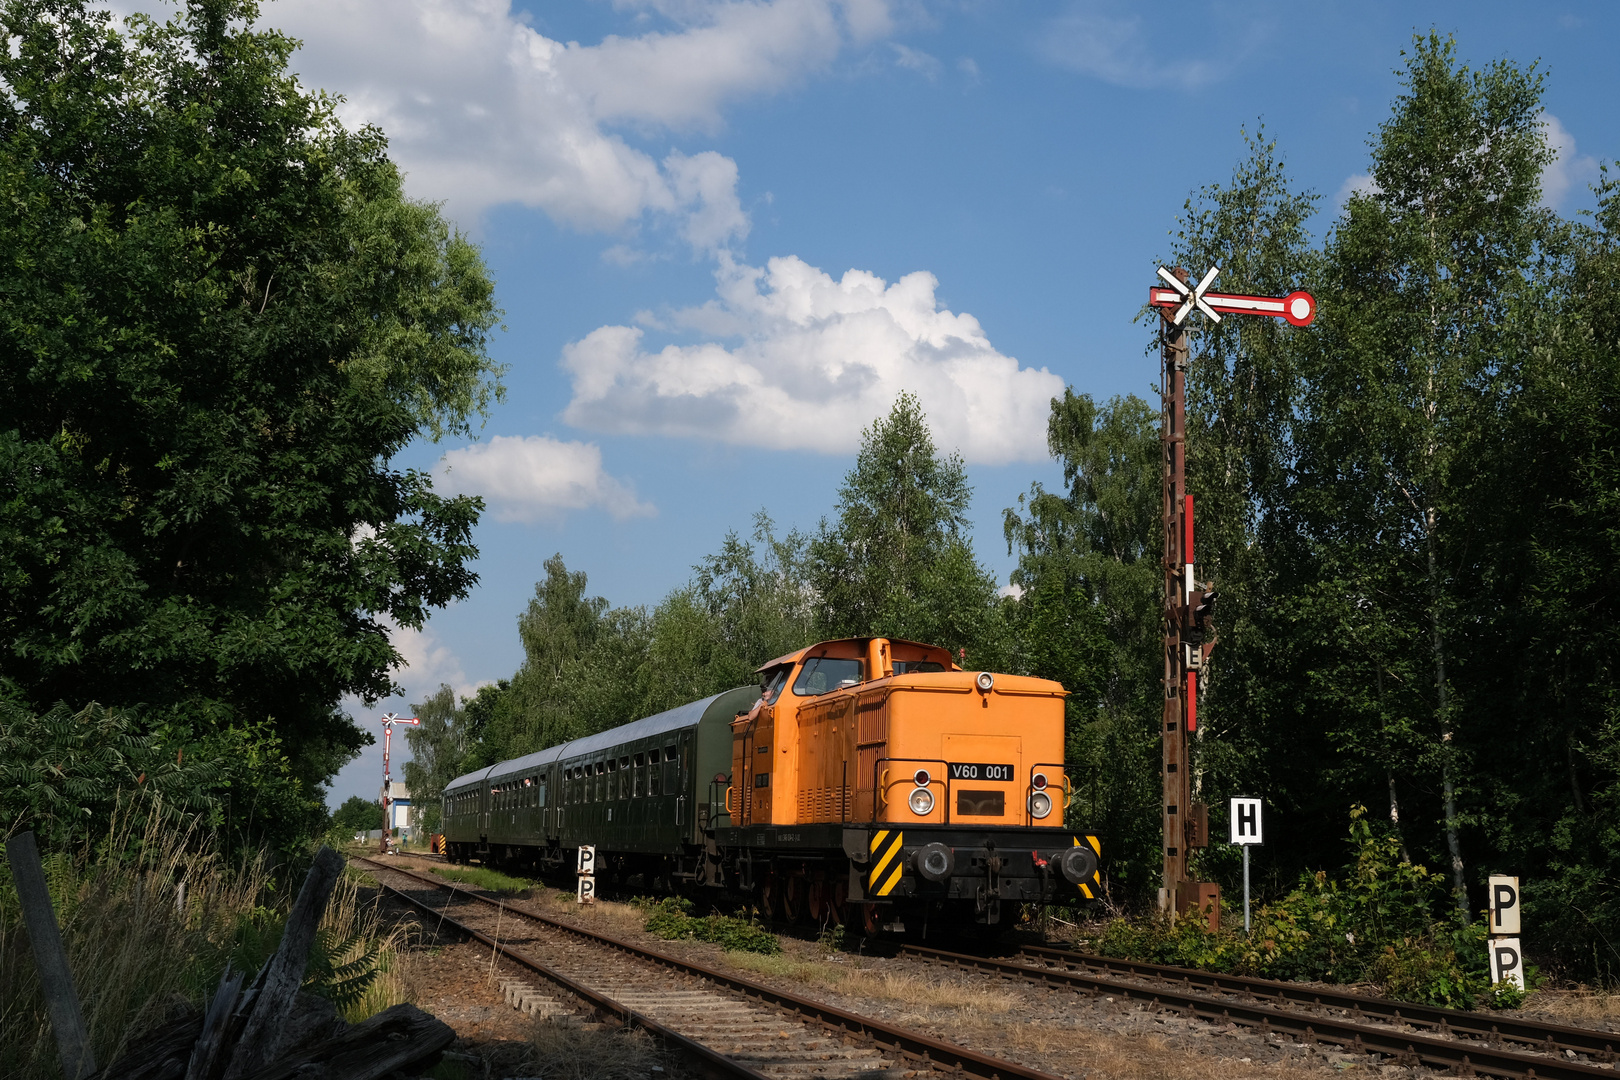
left=722, top=636, right=1099, bottom=931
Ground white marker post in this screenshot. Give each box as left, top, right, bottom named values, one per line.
left=577, top=845, right=597, bottom=904
left=1229, top=798, right=1264, bottom=932
left=1488, top=875, right=1523, bottom=988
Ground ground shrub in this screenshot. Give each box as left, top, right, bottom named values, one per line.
left=639, top=897, right=780, bottom=954
left=1087, top=807, right=1522, bottom=1009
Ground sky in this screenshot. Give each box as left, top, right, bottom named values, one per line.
left=287, top=0, right=1620, bottom=808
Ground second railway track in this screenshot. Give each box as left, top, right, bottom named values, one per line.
left=351, top=856, right=1071, bottom=1080
left=900, top=940, right=1620, bottom=1079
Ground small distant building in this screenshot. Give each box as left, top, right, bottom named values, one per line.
left=381, top=780, right=413, bottom=839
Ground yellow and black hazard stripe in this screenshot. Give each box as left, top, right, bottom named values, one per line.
left=867, top=829, right=905, bottom=897
left=1074, top=834, right=1102, bottom=899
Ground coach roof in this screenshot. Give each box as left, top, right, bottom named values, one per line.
left=443, top=689, right=743, bottom=792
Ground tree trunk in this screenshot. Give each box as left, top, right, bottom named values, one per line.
left=1427, top=526, right=1467, bottom=918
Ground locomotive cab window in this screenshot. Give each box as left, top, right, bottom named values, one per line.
left=759, top=665, right=791, bottom=704
left=793, top=656, right=863, bottom=696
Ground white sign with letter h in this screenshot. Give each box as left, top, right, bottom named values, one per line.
left=1230, top=798, right=1263, bottom=845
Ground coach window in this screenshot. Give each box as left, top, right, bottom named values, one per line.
left=664, top=743, right=677, bottom=787
left=633, top=753, right=645, bottom=797
left=619, top=757, right=629, bottom=797
left=648, top=748, right=661, bottom=796
left=792, top=656, right=863, bottom=696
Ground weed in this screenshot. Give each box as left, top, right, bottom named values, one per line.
left=430, top=865, right=538, bottom=895
left=640, top=897, right=779, bottom=954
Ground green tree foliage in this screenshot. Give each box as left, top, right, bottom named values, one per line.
left=640, top=513, right=814, bottom=713
left=1500, top=168, right=1620, bottom=975
left=1003, top=392, right=1163, bottom=901
left=809, top=392, right=1004, bottom=662
left=1293, top=33, right=1553, bottom=912
left=0, top=701, right=220, bottom=846
left=0, top=700, right=317, bottom=853
left=330, top=795, right=383, bottom=836
left=0, top=0, right=503, bottom=801
left=401, top=684, right=473, bottom=834
left=1151, top=34, right=1620, bottom=977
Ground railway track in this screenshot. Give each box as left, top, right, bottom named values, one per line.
left=350, top=857, right=1071, bottom=1080
left=900, top=940, right=1620, bottom=1079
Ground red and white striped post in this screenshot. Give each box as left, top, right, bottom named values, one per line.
left=379, top=712, right=419, bottom=853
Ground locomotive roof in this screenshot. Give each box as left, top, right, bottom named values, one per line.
left=754, top=637, right=962, bottom=672
left=443, top=689, right=746, bottom=792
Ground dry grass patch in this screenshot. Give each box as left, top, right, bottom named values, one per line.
left=1008, top=1030, right=1349, bottom=1080
left=723, top=952, right=1019, bottom=1015
left=523, top=1018, right=660, bottom=1080
left=1521, top=988, right=1620, bottom=1026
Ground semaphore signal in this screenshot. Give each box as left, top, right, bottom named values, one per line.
left=1154, top=265, right=1314, bottom=921
left=1149, top=265, right=1316, bottom=326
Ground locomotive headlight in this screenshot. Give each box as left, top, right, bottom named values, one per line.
left=908, top=786, right=935, bottom=815
left=975, top=671, right=995, bottom=692
left=1029, top=791, right=1053, bottom=819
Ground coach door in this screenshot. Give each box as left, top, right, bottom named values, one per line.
left=676, top=731, right=693, bottom=829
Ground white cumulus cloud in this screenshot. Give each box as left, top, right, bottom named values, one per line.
left=1540, top=112, right=1600, bottom=210
left=246, top=0, right=889, bottom=242
left=1335, top=172, right=1380, bottom=212
left=434, top=435, right=655, bottom=522
left=560, top=255, right=1064, bottom=465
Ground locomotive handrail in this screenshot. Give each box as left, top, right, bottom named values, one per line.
left=725, top=786, right=734, bottom=815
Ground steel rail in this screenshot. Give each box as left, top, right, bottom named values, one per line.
left=352, top=857, right=1069, bottom=1080
left=899, top=942, right=1614, bottom=1080
left=350, top=857, right=765, bottom=1080
left=1016, top=943, right=1620, bottom=1059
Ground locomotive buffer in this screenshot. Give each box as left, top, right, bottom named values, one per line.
left=1150, top=267, right=1314, bottom=918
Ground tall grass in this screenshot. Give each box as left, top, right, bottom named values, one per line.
left=1, top=806, right=411, bottom=1078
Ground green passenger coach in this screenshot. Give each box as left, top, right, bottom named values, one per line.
left=440, top=685, right=756, bottom=870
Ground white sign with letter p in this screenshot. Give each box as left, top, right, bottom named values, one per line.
left=1488, top=875, right=1520, bottom=935
left=1489, top=936, right=1525, bottom=988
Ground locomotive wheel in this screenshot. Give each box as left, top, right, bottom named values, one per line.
left=808, top=878, right=828, bottom=923
left=830, top=879, right=849, bottom=926
left=760, top=874, right=783, bottom=921
left=862, top=902, right=882, bottom=937
left=785, top=876, right=810, bottom=923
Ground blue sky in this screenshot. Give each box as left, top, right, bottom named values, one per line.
left=292, top=0, right=1619, bottom=807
